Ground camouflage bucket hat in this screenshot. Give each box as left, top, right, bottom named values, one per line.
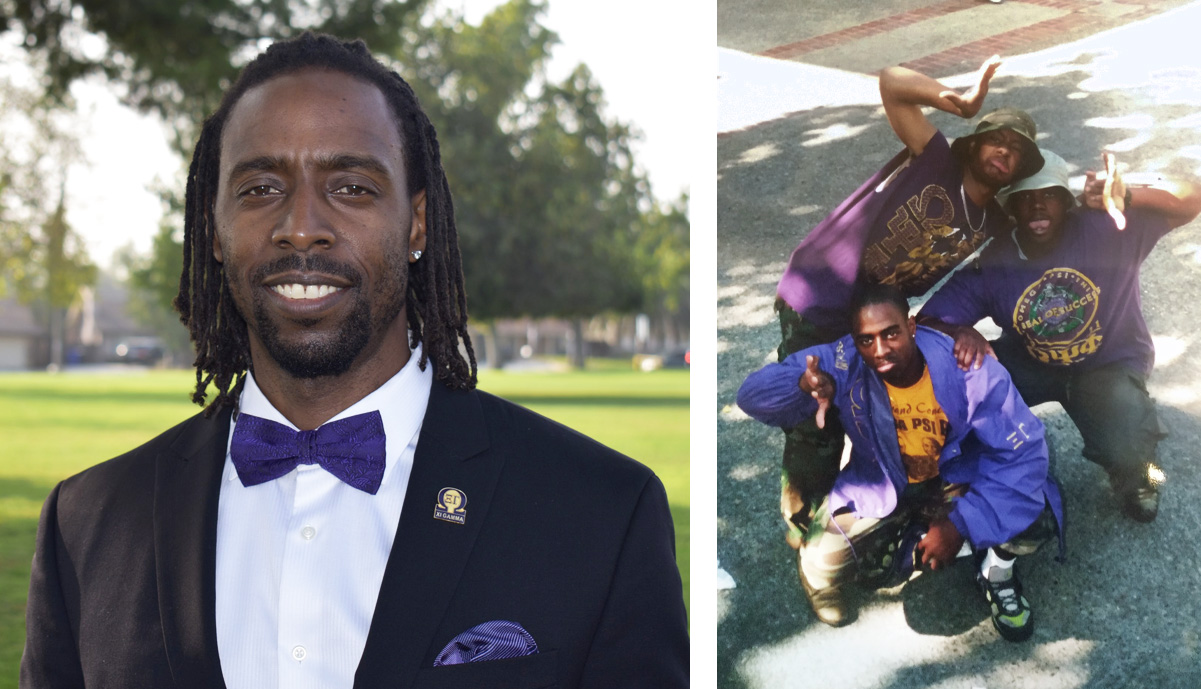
left=950, top=107, right=1045, bottom=182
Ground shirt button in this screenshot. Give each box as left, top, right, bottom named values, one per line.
left=292, top=645, right=307, bottom=662
left=301, top=526, right=316, bottom=540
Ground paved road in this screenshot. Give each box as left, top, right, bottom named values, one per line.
left=716, top=2, right=1201, bottom=687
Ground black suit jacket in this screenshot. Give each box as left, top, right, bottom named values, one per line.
left=21, top=383, right=689, bottom=688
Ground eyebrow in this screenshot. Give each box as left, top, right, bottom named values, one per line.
left=855, top=326, right=900, bottom=339
left=315, top=153, right=392, bottom=177
left=227, top=153, right=393, bottom=181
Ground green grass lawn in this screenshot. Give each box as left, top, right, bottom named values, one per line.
left=0, top=363, right=688, bottom=683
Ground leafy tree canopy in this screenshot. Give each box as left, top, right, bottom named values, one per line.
left=2, top=0, right=427, bottom=151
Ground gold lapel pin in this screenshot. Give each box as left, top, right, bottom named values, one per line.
left=434, top=487, right=467, bottom=525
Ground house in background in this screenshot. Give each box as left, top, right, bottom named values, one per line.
left=0, top=272, right=168, bottom=370
left=0, top=296, right=46, bottom=370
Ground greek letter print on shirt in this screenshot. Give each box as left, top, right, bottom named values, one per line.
left=861, top=183, right=988, bottom=295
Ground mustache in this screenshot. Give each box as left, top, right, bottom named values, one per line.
left=250, top=253, right=361, bottom=285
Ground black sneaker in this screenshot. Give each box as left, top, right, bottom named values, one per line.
left=1110, top=463, right=1164, bottom=523
left=977, top=563, right=1033, bottom=642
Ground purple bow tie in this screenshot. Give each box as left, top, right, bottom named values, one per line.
left=230, top=411, right=387, bottom=494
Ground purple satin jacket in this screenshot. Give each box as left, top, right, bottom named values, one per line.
left=739, top=327, right=1064, bottom=552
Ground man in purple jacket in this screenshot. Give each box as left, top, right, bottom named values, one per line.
left=919, top=150, right=1201, bottom=523
left=739, top=284, right=1063, bottom=641
left=771, top=56, right=1044, bottom=549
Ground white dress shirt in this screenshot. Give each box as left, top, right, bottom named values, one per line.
left=215, top=345, right=433, bottom=689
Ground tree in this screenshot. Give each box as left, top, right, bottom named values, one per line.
left=396, top=2, right=647, bottom=367
left=513, top=64, right=646, bottom=366
left=633, top=192, right=690, bottom=350
left=6, top=0, right=681, bottom=370
left=4, top=0, right=429, bottom=153
left=115, top=189, right=193, bottom=365
left=393, top=0, right=554, bottom=365
left=0, top=70, right=96, bottom=368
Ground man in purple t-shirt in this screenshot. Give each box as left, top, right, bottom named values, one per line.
left=764, top=56, right=1045, bottom=548
left=919, top=150, right=1201, bottom=522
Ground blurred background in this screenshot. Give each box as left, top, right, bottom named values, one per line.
left=0, top=0, right=693, bottom=680
left=0, top=0, right=691, bottom=372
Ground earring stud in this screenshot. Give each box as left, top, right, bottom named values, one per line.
left=410, top=250, right=422, bottom=260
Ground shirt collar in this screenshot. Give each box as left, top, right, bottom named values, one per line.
left=1009, top=228, right=1030, bottom=261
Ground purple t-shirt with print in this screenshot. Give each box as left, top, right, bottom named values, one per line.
left=919, top=207, right=1172, bottom=376
left=777, top=132, right=1008, bottom=331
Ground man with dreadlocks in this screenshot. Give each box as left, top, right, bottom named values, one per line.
left=21, top=33, right=687, bottom=689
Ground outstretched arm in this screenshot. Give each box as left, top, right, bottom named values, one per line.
left=1083, top=155, right=1201, bottom=230
left=918, top=265, right=996, bottom=372
left=799, top=355, right=836, bottom=430
left=738, top=346, right=842, bottom=429
left=879, top=55, right=1001, bottom=157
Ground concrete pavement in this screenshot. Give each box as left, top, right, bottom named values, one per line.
left=717, top=2, right=1201, bottom=687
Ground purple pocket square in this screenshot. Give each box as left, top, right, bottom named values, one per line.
left=433, top=620, right=538, bottom=666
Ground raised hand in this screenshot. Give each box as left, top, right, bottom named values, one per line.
left=1102, top=152, right=1127, bottom=230
left=799, top=355, right=835, bottom=429
left=1085, top=153, right=1127, bottom=229
left=939, top=55, right=1002, bottom=118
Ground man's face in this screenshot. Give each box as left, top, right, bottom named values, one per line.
left=1010, top=187, right=1069, bottom=247
left=852, top=302, right=921, bottom=386
left=968, top=128, right=1026, bottom=189
left=213, top=68, right=426, bottom=379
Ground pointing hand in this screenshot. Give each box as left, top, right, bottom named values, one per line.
left=800, top=355, right=835, bottom=429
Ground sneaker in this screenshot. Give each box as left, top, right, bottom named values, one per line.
left=1110, top=463, right=1163, bottom=523
left=799, top=554, right=852, bottom=627
left=977, top=563, right=1033, bottom=642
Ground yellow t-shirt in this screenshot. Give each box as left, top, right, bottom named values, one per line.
left=884, top=366, right=949, bottom=483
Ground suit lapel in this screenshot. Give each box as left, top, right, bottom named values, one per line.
left=354, top=383, right=499, bottom=688
left=154, top=409, right=230, bottom=689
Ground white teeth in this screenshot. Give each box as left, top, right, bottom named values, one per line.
left=272, top=284, right=340, bottom=300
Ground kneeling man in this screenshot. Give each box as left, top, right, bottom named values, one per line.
left=738, top=284, right=1062, bottom=641
left=919, top=150, right=1201, bottom=523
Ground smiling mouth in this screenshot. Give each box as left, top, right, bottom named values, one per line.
left=271, top=284, right=344, bottom=300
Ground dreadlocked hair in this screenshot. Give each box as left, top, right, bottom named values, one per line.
left=175, top=31, right=477, bottom=415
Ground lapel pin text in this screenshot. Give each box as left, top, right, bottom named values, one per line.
left=434, top=487, right=467, bottom=525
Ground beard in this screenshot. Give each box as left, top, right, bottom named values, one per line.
left=967, top=143, right=1018, bottom=190
left=237, top=251, right=408, bottom=379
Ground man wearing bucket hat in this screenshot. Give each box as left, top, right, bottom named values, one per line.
left=757, top=55, right=1046, bottom=552
left=919, top=150, right=1201, bottom=523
